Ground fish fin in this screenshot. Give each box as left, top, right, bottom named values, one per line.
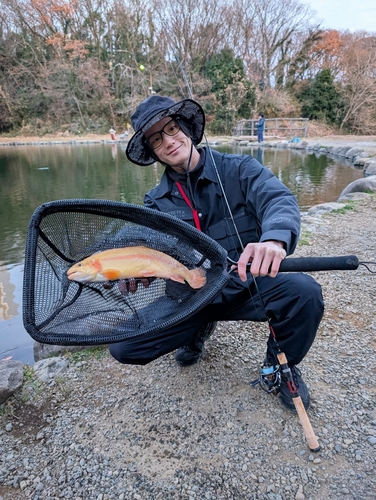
left=187, top=268, right=207, bottom=289
left=141, top=270, right=157, bottom=278
left=101, top=269, right=122, bottom=280
left=169, top=275, right=186, bottom=285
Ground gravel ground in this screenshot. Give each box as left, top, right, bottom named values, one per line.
left=1, top=199, right=376, bottom=500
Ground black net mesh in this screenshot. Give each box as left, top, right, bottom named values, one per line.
left=23, top=199, right=229, bottom=345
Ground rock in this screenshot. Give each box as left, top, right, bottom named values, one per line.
left=364, top=160, right=376, bottom=177
left=344, top=147, right=364, bottom=159
left=339, top=175, right=376, bottom=197
left=0, top=360, right=25, bottom=403
left=295, top=484, right=305, bottom=500
left=295, top=140, right=309, bottom=149
left=338, top=192, right=372, bottom=202
left=33, top=342, right=92, bottom=362
left=33, top=357, right=69, bottom=382
left=353, top=157, right=370, bottom=167
left=307, top=202, right=346, bottom=216
left=301, top=215, right=323, bottom=225
left=363, top=158, right=376, bottom=167
left=330, top=146, right=352, bottom=156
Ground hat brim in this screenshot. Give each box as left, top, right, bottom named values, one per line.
left=126, top=99, right=205, bottom=166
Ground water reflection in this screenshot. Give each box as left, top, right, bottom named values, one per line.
left=0, top=142, right=364, bottom=363
left=0, top=265, right=18, bottom=320
left=217, top=144, right=362, bottom=210
left=256, top=147, right=263, bottom=165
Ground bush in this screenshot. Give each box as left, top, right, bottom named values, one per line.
left=256, top=89, right=302, bottom=118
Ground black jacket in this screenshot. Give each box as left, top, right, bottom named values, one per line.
left=144, top=148, right=300, bottom=263
left=144, top=148, right=300, bottom=300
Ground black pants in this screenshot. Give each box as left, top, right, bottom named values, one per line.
left=109, top=273, right=324, bottom=366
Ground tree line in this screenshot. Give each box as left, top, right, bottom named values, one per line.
left=0, top=0, right=375, bottom=136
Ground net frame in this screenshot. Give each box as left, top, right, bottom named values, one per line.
left=23, top=199, right=229, bottom=346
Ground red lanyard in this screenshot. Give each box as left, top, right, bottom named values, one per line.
left=176, top=182, right=201, bottom=231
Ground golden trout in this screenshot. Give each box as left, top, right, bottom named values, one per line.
left=67, top=246, right=206, bottom=289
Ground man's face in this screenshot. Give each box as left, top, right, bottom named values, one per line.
left=145, top=117, right=193, bottom=171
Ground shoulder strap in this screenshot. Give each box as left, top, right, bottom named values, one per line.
left=175, top=182, right=201, bottom=231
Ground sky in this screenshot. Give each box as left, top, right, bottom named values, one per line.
left=301, top=0, right=376, bottom=33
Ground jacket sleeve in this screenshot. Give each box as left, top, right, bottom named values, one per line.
left=144, top=191, right=159, bottom=210
left=237, top=156, right=301, bottom=255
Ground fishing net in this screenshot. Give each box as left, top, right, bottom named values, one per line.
left=23, top=199, right=229, bottom=346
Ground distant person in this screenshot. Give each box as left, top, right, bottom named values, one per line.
left=256, top=114, right=265, bottom=143
left=109, top=126, right=116, bottom=141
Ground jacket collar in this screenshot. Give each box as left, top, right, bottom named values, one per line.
left=153, top=147, right=219, bottom=199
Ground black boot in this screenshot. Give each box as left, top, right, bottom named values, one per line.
left=175, top=323, right=217, bottom=367
left=264, top=349, right=310, bottom=411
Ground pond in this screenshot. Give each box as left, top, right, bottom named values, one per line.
left=0, top=141, right=364, bottom=364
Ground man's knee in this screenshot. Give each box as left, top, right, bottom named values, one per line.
left=276, top=273, right=324, bottom=318
left=297, top=273, right=324, bottom=309
left=109, top=342, right=160, bottom=366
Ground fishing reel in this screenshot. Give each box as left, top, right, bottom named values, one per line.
left=250, top=362, right=281, bottom=395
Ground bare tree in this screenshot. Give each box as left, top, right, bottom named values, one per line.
left=153, top=0, right=233, bottom=74
left=339, top=34, right=376, bottom=131
left=243, top=0, right=316, bottom=89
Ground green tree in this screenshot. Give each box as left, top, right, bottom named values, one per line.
left=204, top=48, right=255, bottom=134
left=298, top=69, right=340, bottom=124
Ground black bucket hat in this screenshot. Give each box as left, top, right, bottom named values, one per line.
left=126, top=95, right=205, bottom=166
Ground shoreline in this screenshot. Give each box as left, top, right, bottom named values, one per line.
left=1, top=133, right=375, bottom=156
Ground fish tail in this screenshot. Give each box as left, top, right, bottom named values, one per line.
left=187, top=267, right=206, bottom=289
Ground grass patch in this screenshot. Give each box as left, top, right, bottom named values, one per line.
left=20, top=366, right=44, bottom=403
left=66, top=346, right=107, bottom=364
left=298, top=229, right=313, bottom=246
left=0, top=401, right=13, bottom=418
left=331, top=203, right=355, bottom=214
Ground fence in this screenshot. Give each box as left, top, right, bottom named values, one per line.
left=233, top=118, right=309, bottom=138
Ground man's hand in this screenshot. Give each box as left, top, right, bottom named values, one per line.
left=237, top=241, right=287, bottom=281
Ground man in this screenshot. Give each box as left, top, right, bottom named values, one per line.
left=110, top=95, right=324, bottom=412
left=256, top=113, right=265, bottom=143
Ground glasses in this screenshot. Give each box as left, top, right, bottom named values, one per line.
left=145, top=119, right=181, bottom=150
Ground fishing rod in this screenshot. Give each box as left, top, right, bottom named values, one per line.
left=228, top=254, right=376, bottom=274
left=174, top=52, right=323, bottom=452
